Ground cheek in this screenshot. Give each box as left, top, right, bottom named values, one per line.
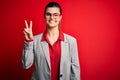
left=44, top=18, right=48, bottom=23
left=44, top=17, right=47, bottom=20
left=58, top=17, right=62, bottom=22
left=57, top=19, right=61, bottom=23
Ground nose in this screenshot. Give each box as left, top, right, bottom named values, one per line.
left=50, top=14, right=54, bottom=19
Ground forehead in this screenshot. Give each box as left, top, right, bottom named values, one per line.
left=45, top=7, right=60, bottom=13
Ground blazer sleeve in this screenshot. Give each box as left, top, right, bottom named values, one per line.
left=70, top=39, right=80, bottom=80
left=22, top=41, right=34, bottom=69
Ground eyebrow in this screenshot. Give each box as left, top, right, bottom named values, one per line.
left=45, top=12, right=60, bottom=14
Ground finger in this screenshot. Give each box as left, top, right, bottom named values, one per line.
left=23, top=31, right=29, bottom=40
left=23, top=31, right=27, bottom=35
left=24, top=28, right=29, bottom=33
left=24, top=20, right=28, bottom=29
left=30, top=20, right=32, bottom=29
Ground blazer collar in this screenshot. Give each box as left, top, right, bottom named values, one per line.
left=41, top=30, right=64, bottom=41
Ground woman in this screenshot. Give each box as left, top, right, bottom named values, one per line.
left=22, top=2, right=80, bottom=80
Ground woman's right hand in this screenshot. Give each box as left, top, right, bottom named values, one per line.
left=23, top=20, right=33, bottom=40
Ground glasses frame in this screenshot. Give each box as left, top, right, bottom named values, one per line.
left=45, top=12, right=61, bottom=19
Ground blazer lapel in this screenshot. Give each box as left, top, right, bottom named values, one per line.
left=41, top=41, right=51, bottom=70
left=40, top=33, right=68, bottom=71
left=60, top=36, right=69, bottom=71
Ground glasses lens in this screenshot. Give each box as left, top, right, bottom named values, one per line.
left=45, top=13, right=60, bottom=18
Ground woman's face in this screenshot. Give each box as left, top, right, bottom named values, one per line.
left=44, top=7, right=62, bottom=28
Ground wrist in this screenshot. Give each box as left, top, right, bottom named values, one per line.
left=25, top=39, right=33, bottom=42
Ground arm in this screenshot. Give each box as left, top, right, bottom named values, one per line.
left=22, top=41, right=34, bottom=69
left=22, top=20, right=34, bottom=69
left=70, top=39, right=80, bottom=80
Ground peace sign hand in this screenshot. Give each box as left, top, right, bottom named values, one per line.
left=23, top=20, right=33, bottom=40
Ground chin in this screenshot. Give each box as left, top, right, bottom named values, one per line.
left=47, top=24, right=57, bottom=28
left=49, top=25, right=57, bottom=28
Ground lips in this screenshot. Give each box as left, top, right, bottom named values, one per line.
left=49, top=20, right=55, bottom=23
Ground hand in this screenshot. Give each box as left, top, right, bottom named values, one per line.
left=23, top=20, right=33, bottom=40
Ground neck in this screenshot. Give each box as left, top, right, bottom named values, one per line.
left=46, top=26, right=59, bottom=37
left=46, top=26, right=60, bottom=45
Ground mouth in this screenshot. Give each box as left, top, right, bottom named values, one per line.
left=48, top=20, right=56, bottom=24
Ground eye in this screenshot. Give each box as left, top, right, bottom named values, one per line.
left=54, top=13, right=59, bottom=17
left=45, top=13, right=51, bottom=16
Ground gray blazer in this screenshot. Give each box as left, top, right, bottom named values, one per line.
left=22, top=33, right=80, bottom=80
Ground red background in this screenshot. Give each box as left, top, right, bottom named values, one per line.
left=0, top=0, right=120, bottom=80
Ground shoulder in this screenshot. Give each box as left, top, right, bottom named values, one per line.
left=33, top=33, right=44, bottom=41
left=63, top=33, right=77, bottom=43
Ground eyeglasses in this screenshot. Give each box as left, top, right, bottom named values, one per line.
left=45, top=12, right=61, bottom=18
